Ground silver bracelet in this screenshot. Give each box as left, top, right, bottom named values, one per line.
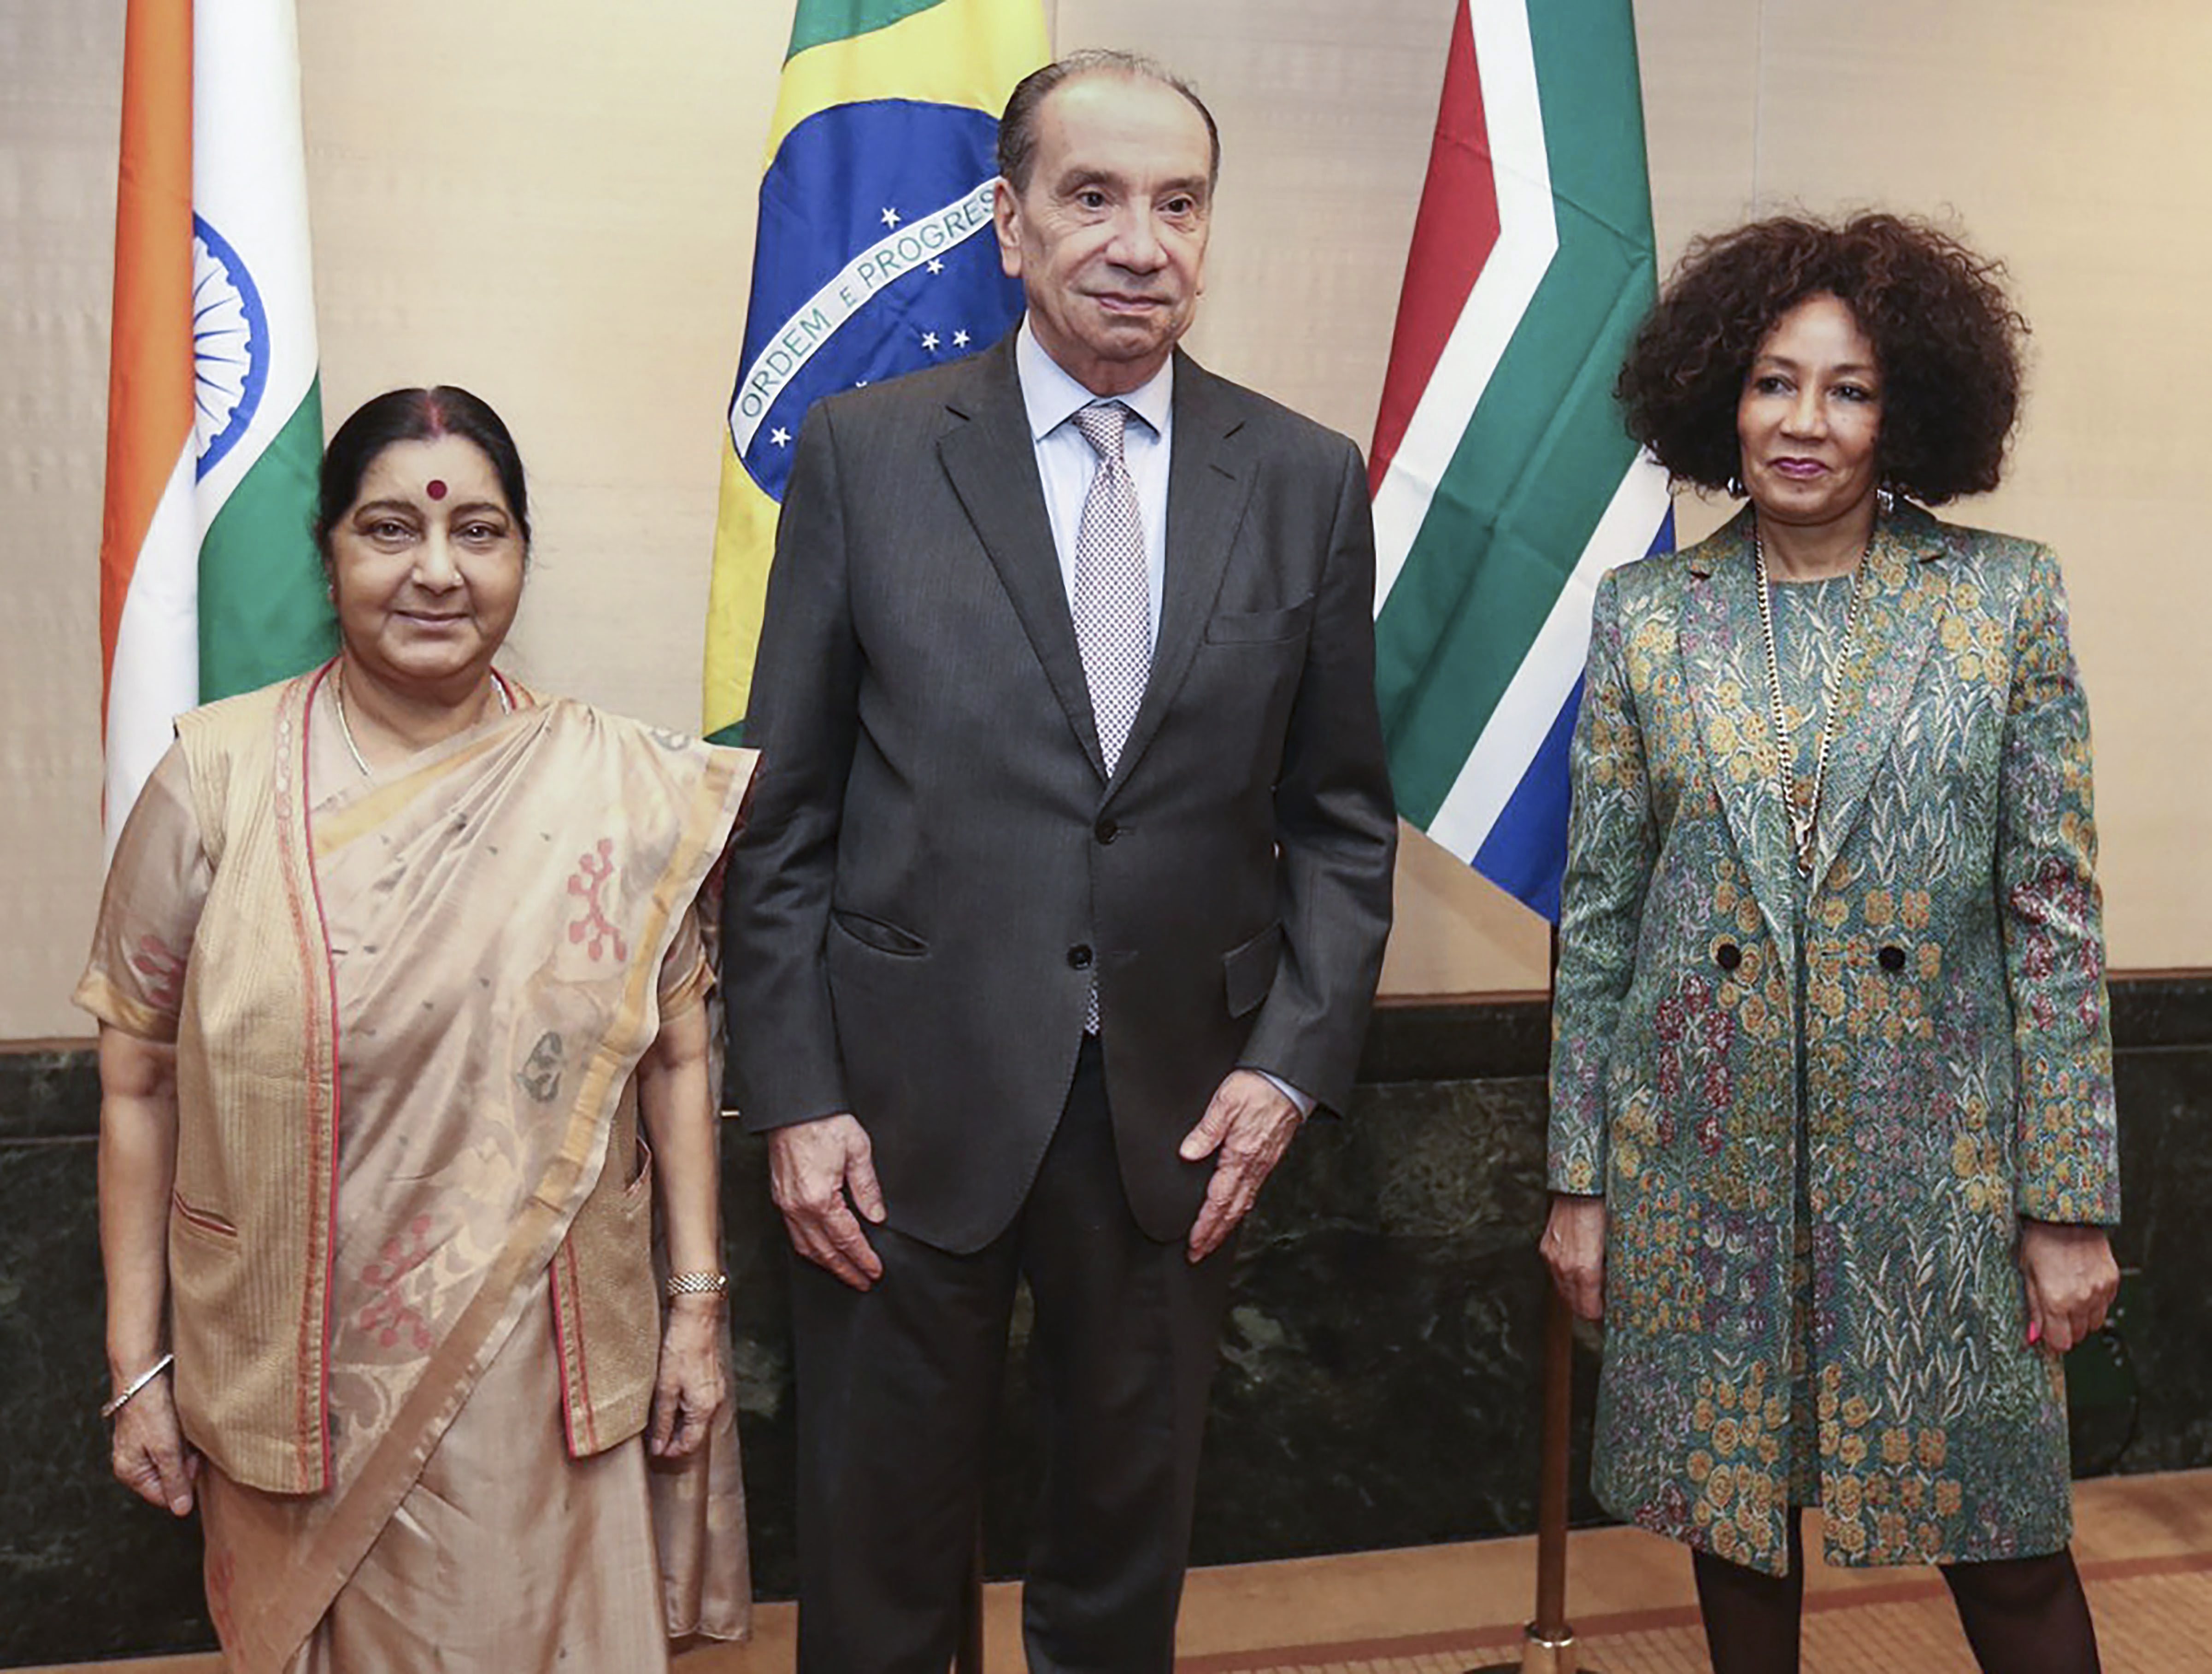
left=100, top=1352, right=175, bottom=1421
left=665, top=1270, right=729, bottom=1300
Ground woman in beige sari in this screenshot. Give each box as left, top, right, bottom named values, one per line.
left=78, top=387, right=754, bottom=1673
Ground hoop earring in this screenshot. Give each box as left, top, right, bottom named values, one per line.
left=1877, top=484, right=1897, bottom=515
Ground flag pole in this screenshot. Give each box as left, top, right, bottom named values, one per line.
left=1469, top=929, right=1600, bottom=1674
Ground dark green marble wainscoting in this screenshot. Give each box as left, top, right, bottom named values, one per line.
left=3, top=981, right=2206, bottom=1666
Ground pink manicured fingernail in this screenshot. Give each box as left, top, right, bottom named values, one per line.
left=2026, top=1320, right=2042, bottom=1346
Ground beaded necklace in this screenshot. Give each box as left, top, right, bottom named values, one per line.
left=1752, top=529, right=1871, bottom=878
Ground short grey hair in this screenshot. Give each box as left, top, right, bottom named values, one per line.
left=996, top=50, right=1222, bottom=193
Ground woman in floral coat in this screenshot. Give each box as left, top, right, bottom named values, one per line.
left=1542, top=214, right=2119, bottom=1674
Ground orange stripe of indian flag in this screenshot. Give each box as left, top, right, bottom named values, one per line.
left=100, top=0, right=199, bottom=851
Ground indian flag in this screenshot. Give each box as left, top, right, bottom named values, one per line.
left=99, top=0, right=332, bottom=852
left=703, top=0, right=1048, bottom=742
left=1370, top=0, right=1671, bottom=921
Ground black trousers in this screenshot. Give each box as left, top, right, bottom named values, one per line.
left=790, top=1035, right=1238, bottom=1674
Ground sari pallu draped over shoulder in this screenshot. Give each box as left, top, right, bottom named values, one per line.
left=83, top=668, right=753, bottom=1670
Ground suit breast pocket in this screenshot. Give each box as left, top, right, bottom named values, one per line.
left=1203, top=595, right=1316, bottom=646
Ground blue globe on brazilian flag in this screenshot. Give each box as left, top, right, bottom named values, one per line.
left=705, top=0, right=1049, bottom=742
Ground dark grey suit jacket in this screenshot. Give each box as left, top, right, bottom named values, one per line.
left=724, top=335, right=1397, bottom=1252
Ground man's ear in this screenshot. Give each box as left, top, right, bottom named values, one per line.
left=992, top=177, right=1024, bottom=280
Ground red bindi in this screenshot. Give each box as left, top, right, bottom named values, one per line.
left=425, top=478, right=447, bottom=500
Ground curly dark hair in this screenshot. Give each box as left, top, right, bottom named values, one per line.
left=1615, top=212, right=2028, bottom=504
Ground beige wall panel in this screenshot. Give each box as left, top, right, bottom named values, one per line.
left=298, top=4, right=776, bottom=722
left=1, top=1, right=124, bottom=1040
left=1382, top=820, right=1550, bottom=998
left=1638, top=0, right=1763, bottom=268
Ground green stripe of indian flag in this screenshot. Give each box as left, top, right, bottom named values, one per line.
left=1374, top=0, right=1659, bottom=830
left=194, top=0, right=333, bottom=699
left=200, top=386, right=331, bottom=693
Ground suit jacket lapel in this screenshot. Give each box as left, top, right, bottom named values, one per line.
left=1681, top=511, right=1797, bottom=944
left=1105, top=352, right=1254, bottom=794
left=1806, top=508, right=1946, bottom=884
left=936, top=339, right=1108, bottom=779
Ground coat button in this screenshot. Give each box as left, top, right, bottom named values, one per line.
left=1067, top=945, right=1094, bottom=969
left=1714, top=942, right=1743, bottom=972
left=1878, top=944, right=1907, bottom=973
left=1094, top=817, right=1119, bottom=845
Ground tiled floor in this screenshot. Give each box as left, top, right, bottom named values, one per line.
left=1178, top=1562, right=2212, bottom=1672
left=30, top=1470, right=2211, bottom=1673
left=1168, top=1468, right=2212, bottom=1674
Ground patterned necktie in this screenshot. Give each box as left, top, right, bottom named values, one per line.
left=1070, top=401, right=1152, bottom=775
left=1069, top=401, right=1150, bottom=1034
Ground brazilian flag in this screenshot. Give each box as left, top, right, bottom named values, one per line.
left=703, top=0, right=1049, bottom=742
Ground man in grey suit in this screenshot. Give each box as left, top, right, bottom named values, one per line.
left=723, top=49, right=1397, bottom=1674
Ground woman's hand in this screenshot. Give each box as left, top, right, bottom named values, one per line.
left=111, top=1374, right=200, bottom=1515
left=649, top=1297, right=728, bottom=1461
left=97, top=1025, right=192, bottom=1511
left=635, top=995, right=729, bottom=1460
left=2019, top=1219, right=2119, bottom=1354
left=1541, top=1193, right=1608, bottom=1322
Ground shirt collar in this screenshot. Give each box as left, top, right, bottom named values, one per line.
left=1015, top=317, right=1174, bottom=445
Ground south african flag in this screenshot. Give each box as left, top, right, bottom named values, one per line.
left=1370, top=0, right=1672, bottom=921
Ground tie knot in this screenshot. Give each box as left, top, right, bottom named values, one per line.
left=1071, top=401, right=1130, bottom=462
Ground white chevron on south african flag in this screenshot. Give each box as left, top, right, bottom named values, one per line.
left=1370, top=0, right=1671, bottom=922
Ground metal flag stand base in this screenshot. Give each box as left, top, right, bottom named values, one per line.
left=1476, top=1625, right=1577, bottom=1674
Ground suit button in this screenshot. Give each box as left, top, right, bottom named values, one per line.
left=1067, top=945, right=1094, bottom=970
left=1878, top=944, right=1907, bottom=973
left=1714, top=942, right=1743, bottom=972
left=1094, top=817, right=1119, bottom=845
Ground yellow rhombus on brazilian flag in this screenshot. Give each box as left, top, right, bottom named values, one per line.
left=702, top=0, right=1048, bottom=742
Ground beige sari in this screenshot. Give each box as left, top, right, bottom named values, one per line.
left=79, top=670, right=753, bottom=1673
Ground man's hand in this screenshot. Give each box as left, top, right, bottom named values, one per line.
left=2019, top=1219, right=2119, bottom=1354
left=1178, top=1070, right=1303, bottom=1263
left=1541, top=1194, right=1607, bottom=1322
left=768, top=1113, right=887, bottom=1290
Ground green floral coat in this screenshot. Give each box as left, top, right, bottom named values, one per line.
left=1550, top=504, right=2118, bottom=1575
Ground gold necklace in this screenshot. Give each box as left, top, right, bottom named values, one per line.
left=1752, top=530, right=1870, bottom=878
left=331, top=669, right=512, bottom=777
left=331, top=673, right=372, bottom=776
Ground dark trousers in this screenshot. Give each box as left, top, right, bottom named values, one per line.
left=790, top=1036, right=1238, bottom=1674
